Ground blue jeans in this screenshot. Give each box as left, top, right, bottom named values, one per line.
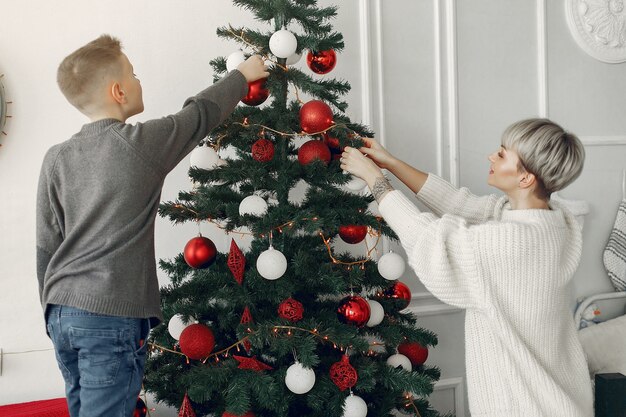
left=46, top=304, right=150, bottom=417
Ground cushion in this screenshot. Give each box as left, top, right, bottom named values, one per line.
left=578, top=314, right=626, bottom=377
left=0, top=398, right=69, bottom=417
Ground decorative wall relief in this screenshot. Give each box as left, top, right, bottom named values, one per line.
left=0, top=74, right=8, bottom=138
left=566, top=0, right=626, bottom=63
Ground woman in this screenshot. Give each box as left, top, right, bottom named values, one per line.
left=340, top=118, right=593, bottom=417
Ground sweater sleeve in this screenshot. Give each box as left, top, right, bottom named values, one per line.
left=416, top=173, right=503, bottom=224
left=36, top=151, right=64, bottom=300
left=379, top=190, right=484, bottom=310
left=116, top=70, right=248, bottom=175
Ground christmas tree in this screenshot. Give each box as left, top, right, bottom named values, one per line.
left=145, top=1, right=446, bottom=416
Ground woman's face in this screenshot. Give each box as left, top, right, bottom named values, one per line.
left=487, top=146, right=524, bottom=193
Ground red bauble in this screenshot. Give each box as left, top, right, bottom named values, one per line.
left=337, top=295, right=371, bottom=327
left=384, top=281, right=412, bottom=309
left=323, top=133, right=342, bottom=150
left=242, top=78, right=269, bottom=106
left=398, top=341, right=429, bottom=366
left=298, top=139, right=331, bottom=166
left=338, top=225, right=368, bottom=244
left=240, top=306, right=253, bottom=325
left=251, top=138, right=275, bottom=162
left=134, top=398, right=147, bottom=417
left=329, top=355, right=358, bottom=391
left=179, top=323, right=215, bottom=360
left=228, top=239, right=246, bottom=285
left=278, top=298, right=304, bottom=322
left=299, top=100, right=334, bottom=133
left=184, top=236, right=217, bottom=269
left=307, top=49, right=337, bottom=74
left=222, top=412, right=255, bottom=417
left=178, top=393, right=197, bottom=417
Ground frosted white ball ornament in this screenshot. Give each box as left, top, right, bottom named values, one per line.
left=285, top=361, right=316, bottom=394
left=365, top=299, right=384, bottom=327
left=386, top=353, right=412, bottom=371
left=190, top=146, right=220, bottom=170
left=239, top=195, right=268, bottom=217
left=286, top=51, right=302, bottom=65
left=344, top=176, right=367, bottom=192
left=269, top=28, right=298, bottom=58
left=256, top=245, right=287, bottom=280
left=377, top=251, right=406, bottom=281
left=226, top=50, right=247, bottom=72
left=168, top=314, right=193, bottom=341
left=342, top=393, right=368, bottom=417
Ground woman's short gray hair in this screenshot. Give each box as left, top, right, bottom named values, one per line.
left=501, top=118, right=585, bottom=199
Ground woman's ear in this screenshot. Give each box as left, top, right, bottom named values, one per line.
left=519, top=172, right=537, bottom=190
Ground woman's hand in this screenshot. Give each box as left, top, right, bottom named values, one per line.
left=359, top=137, right=395, bottom=170
left=237, top=55, right=270, bottom=82
left=340, top=146, right=384, bottom=187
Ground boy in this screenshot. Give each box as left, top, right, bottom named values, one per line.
left=37, top=34, right=268, bottom=417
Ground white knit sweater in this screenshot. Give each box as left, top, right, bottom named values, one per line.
left=378, top=174, right=593, bottom=417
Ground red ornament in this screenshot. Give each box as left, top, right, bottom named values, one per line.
left=134, top=397, right=147, bottom=417
left=222, top=412, right=255, bottom=417
left=240, top=306, right=253, bottom=325
left=398, top=341, right=429, bottom=366
left=323, top=133, right=342, bottom=150
left=307, top=49, right=337, bottom=74
left=243, top=339, right=252, bottom=354
left=179, top=323, right=215, bottom=360
left=241, top=78, right=269, bottom=106
left=298, top=139, right=331, bottom=166
left=184, top=236, right=217, bottom=269
left=337, top=295, right=371, bottom=327
left=228, top=239, right=246, bottom=284
left=299, top=100, right=334, bottom=133
left=233, top=355, right=273, bottom=372
left=278, top=298, right=304, bottom=322
left=178, top=393, right=197, bottom=417
left=338, top=225, right=368, bottom=244
left=251, top=138, right=275, bottom=162
left=384, top=281, right=412, bottom=309
left=329, top=355, right=358, bottom=391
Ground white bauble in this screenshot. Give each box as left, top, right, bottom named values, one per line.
left=190, top=146, right=220, bottom=170
left=269, top=29, right=298, bottom=58
left=286, top=51, right=302, bottom=65
left=226, top=50, right=246, bottom=72
left=342, top=393, right=368, bottom=417
left=365, top=299, right=384, bottom=327
left=386, top=353, right=412, bottom=371
left=168, top=314, right=192, bottom=340
left=256, top=246, right=287, bottom=280
left=367, top=200, right=380, bottom=217
left=285, top=361, right=316, bottom=394
left=377, top=251, right=406, bottom=281
left=239, top=195, right=268, bottom=217
left=344, top=176, right=367, bottom=192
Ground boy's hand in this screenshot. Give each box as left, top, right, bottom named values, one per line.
left=359, top=137, right=395, bottom=169
left=237, top=55, right=270, bottom=82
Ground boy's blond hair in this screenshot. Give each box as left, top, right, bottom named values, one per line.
left=57, top=34, right=123, bottom=110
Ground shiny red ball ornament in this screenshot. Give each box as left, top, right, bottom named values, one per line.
left=338, top=225, right=368, bottom=244
left=337, top=295, right=371, bottom=327
left=329, top=355, right=358, bottom=391
left=134, top=397, right=147, bottom=417
left=384, top=281, right=412, bottom=309
left=398, top=341, right=429, bottom=366
left=184, top=236, right=217, bottom=269
left=241, top=78, right=269, bottom=106
left=251, top=138, right=274, bottom=162
left=299, top=100, right=334, bottom=133
left=298, top=139, right=331, bottom=166
left=307, top=49, right=337, bottom=74
left=278, top=298, right=304, bottom=322
left=222, top=412, right=255, bottom=417
left=179, top=323, right=215, bottom=360
left=323, top=133, right=342, bottom=150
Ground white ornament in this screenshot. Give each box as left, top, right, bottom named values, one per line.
left=342, top=393, right=368, bottom=417
left=365, top=299, right=384, bottom=327
left=256, top=245, right=287, bottom=280
left=226, top=50, right=247, bottom=72
left=386, top=353, right=412, bottom=371
left=269, top=28, right=298, bottom=58
left=190, top=146, right=220, bottom=170
left=377, top=251, right=406, bottom=281
left=367, top=200, right=380, bottom=217
left=168, top=314, right=192, bottom=340
left=239, top=195, right=268, bottom=217
left=285, top=361, right=316, bottom=394
left=286, top=51, right=302, bottom=65
left=344, top=176, right=367, bottom=192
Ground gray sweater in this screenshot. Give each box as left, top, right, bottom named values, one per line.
left=36, top=70, right=247, bottom=326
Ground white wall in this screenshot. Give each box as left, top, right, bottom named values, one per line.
left=1, top=1, right=625, bottom=416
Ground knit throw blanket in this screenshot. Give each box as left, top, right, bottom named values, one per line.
left=604, top=200, right=626, bottom=291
